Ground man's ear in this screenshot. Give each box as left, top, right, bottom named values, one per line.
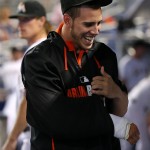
left=39, top=16, right=46, bottom=27
left=63, top=14, right=72, bottom=27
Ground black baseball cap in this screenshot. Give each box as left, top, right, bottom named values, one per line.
left=60, top=0, right=113, bottom=14
left=9, top=1, right=46, bottom=18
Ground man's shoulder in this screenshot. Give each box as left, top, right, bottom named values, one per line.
left=99, top=42, right=115, bottom=53
left=94, top=41, right=116, bottom=58
left=24, top=31, right=65, bottom=58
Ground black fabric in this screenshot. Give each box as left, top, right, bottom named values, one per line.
left=60, top=0, right=113, bottom=13
left=21, top=31, right=125, bottom=150
left=9, top=1, right=46, bottom=18
left=30, top=127, right=52, bottom=150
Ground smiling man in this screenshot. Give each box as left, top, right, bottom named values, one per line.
left=21, top=0, right=139, bottom=150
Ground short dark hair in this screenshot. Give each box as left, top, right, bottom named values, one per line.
left=132, top=39, right=148, bottom=49
left=66, top=1, right=101, bottom=19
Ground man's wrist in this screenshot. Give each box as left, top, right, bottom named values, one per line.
left=110, top=114, right=131, bottom=139
left=125, top=123, right=131, bottom=140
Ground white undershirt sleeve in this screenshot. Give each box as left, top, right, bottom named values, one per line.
left=110, top=114, right=131, bottom=140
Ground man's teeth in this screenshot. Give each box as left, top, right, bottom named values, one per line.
left=85, top=37, right=93, bottom=41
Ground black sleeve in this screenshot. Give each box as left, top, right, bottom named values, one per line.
left=22, top=45, right=114, bottom=140
left=96, top=43, right=128, bottom=113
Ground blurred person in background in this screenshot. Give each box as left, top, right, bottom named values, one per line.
left=0, top=46, right=24, bottom=135
left=0, top=7, right=18, bottom=41
left=49, top=3, right=63, bottom=29
left=2, top=1, right=52, bottom=150
left=120, top=74, right=150, bottom=150
left=119, top=39, right=150, bottom=92
left=0, top=77, right=6, bottom=112
left=146, top=111, right=150, bottom=137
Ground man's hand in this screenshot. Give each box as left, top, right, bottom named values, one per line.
left=127, top=123, right=140, bottom=145
left=91, top=66, right=128, bottom=116
left=91, top=66, right=122, bottom=99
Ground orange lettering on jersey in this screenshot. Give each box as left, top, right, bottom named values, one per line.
left=67, top=86, right=88, bottom=98
left=71, top=88, right=79, bottom=97
left=78, top=86, right=88, bottom=97
left=67, top=89, right=72, bottom=97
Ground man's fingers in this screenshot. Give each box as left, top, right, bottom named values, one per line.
left=100, top=66, right=110, bottom=77
left=127, top=132, right=140, bottom=144
left=127, top=123, right=140, bottom=145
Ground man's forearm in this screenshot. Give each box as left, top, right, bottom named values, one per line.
left=9, top=97, right=27, bottom=139
left=2, top=97, right=27, bottom=150
left=113, top=89, right=128, bottom=116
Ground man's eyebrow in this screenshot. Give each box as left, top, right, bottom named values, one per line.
left=83, top=20, right=103, bottom=26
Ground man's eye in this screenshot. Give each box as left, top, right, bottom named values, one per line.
left=84, top=21, right=102, bottom=27
left=84, top=23, right=94, bottom=27
left=98, top=21, right=102, bottom=25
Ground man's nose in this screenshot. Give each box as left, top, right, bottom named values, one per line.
left=91, top=24, right=101, bottom=35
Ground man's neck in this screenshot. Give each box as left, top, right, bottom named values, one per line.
left=61, top=24, right=72, bottom=41
left=27, top=32, right=47, bottom=46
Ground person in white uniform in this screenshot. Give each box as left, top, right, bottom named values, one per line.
left=1, top=1, right=52, bottom=150
left=119, top=39, right=149, bottom=92
left=0, top=46, right=24, bottom=134
left=120, top=74, right=150, bottom=150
